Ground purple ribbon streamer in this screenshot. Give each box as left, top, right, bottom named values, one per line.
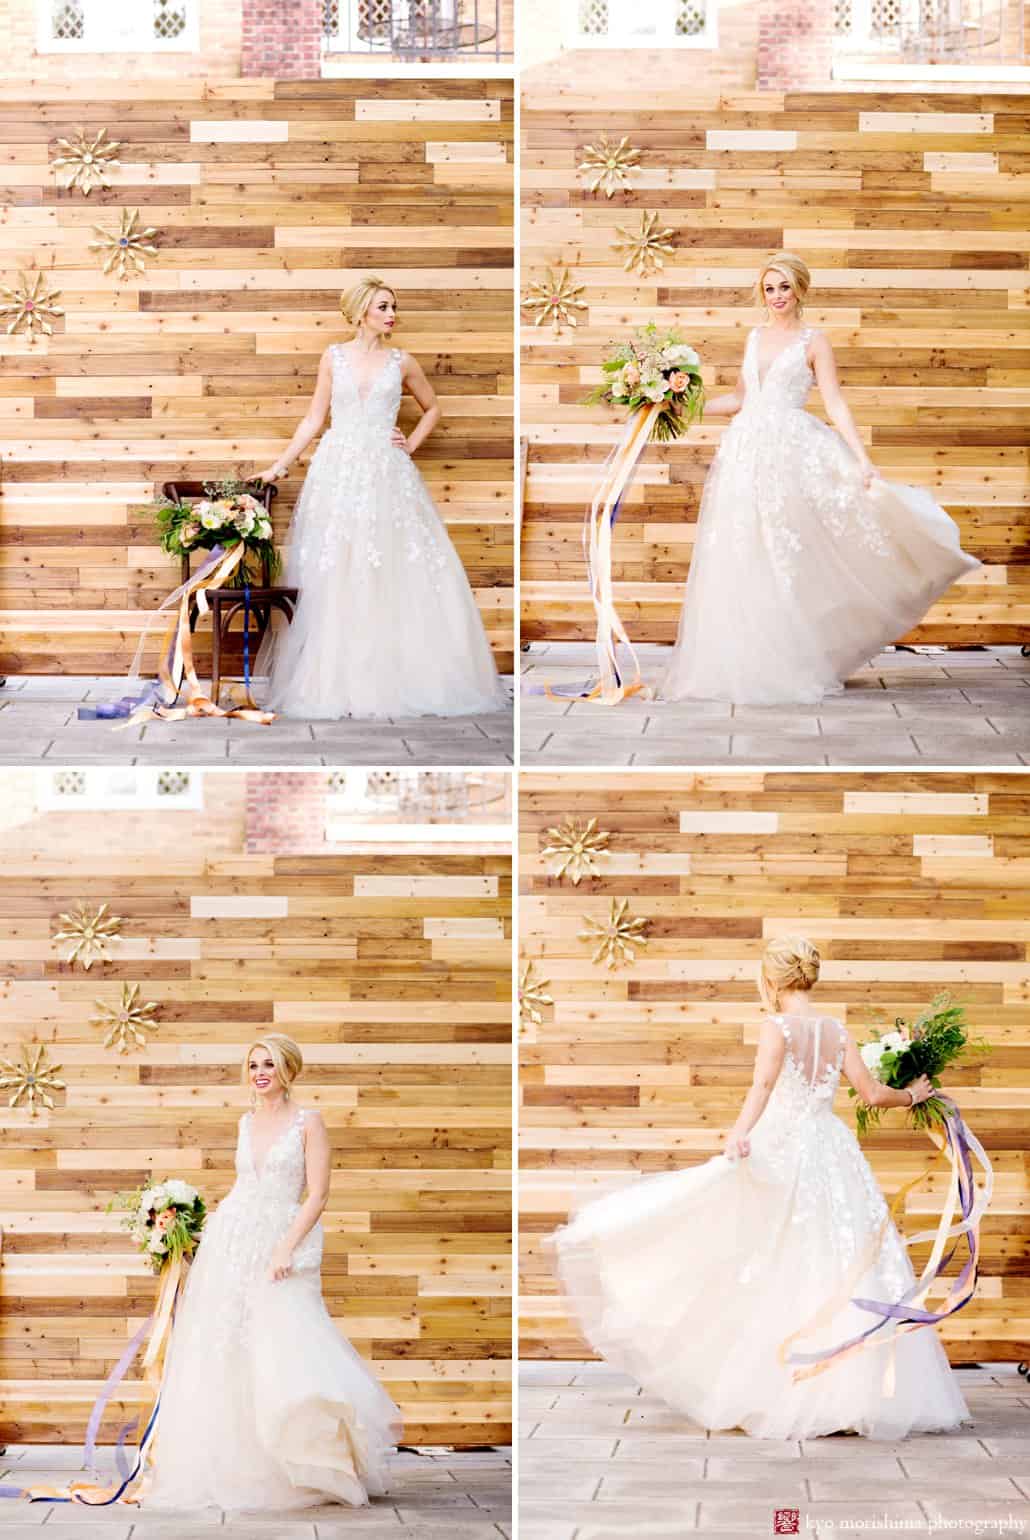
left=83, top=1312, right=153, bottom=1474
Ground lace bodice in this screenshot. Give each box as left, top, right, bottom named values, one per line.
left=767, top=1013, right=847, bottom=1120
left=741, top=326, right=815, bottom=412
left=328, top=343, right=403, bottom=436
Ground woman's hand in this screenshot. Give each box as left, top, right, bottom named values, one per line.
left=254, top=462, right=287, bottom=483
left=725, top=1128, right=750, bottom=1160
left=391, top=428, right=411, bottom=454
left=858, top=456, right=877, bottom=491
left=267, top=1242, right=294, bottom=1282
left=906, top=1074, right=934, bottom=1108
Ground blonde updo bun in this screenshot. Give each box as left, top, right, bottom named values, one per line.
left=754, top=251, right=811, bottom=316
left=242, top=1033, right=304, bottom=1096
left=759, top=936, right=820, bottom=1013
left=340, top=275, right=397, bottom=328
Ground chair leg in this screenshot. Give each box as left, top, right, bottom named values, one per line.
left=211, top=605, right=222, bottom=706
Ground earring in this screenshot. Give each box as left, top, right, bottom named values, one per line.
left=284, top=1084, right=291, bottom=1102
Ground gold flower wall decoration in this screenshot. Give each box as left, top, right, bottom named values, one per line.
left=541, top=816, right=610, bottom=885
left=54, top=901, right=124, bottom=970
left=579, top=134, right=642, bottom=199
left=90, top=208, right=160, bottom=280
left=50, top=126, right=122, bottom=195
left=93, top=983, right=159, bottom=1054
left=614, top=210, right=676, bottom=276
left=522, top=267, right=587, bottom=334
left=0, top=270, right=64, bottom=342
left=0, top=1045, right=65, bottom=1116
left=580, top=898, right=649, bottom=970
left=519, top=961, right=553, bottom=1030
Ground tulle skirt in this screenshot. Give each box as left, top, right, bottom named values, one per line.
left=256, top=428, right=507, bottom=720
left=661, top=408, right=980, bottom=706
left=553, top=1119, right=972, bottom=1440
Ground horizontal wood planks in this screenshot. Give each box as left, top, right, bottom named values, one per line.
left=518, top=770, right=1030, bottom=1362
left=0, top=771, right=513, bottom=1444
left=0, top=78, right=515, bottom=675
left=521, top=90, right=1030, bottom=648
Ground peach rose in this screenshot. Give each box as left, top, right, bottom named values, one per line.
left=668, top=371, right=688, bottom=392
left=622, top=363, right=640, bottom=386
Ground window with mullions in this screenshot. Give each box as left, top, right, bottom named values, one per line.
left=570, top=0, right=715, bottom=48
left=38, top=0, right=199, bottom=51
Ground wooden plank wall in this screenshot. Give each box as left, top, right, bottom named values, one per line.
left=0, top=77, right=514, bottom=676
left=0, top=771, right=512, bottom=1444
left=519, top=770, right=1030, bottom=1362
left=521, top=90, right=1030, bottom=648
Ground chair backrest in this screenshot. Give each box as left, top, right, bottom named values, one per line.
left=161, top=480, right=278, bottom=586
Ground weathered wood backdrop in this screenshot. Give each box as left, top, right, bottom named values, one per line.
left=0, top=770, right=512, bottom=1444
left=519, top=770, right=1030, bottom=1362
left=521, top=91, right=1030, bottom=647
left=0, top=77, right=514, bottom=675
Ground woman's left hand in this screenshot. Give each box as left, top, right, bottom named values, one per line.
left=859, top=458, right=877, bottom=491
left=267, top=1243, right=294, bottom=1282
left=391, top=429, right=411, bottom=453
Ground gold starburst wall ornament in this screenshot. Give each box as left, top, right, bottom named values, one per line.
left=93, top=983, right=159, bottom=1054
left=522, top=267, right=587, bottom=334
left=579, top=135, right=642, bottom=199
left=50, top=126, right=122, bottom=195
left=90, top=208, right=160, bottom=280
left=614, top=210, right=676, bottom=277
left=0, top=270, right=64, bottom=342
left=0, top=1045, right=65, bottom=1117
left=541, top=816, right=610, bottom=885
left=54, top=901, right=124, bottom=970
left=519, top=961, right=553, bottom=1030
left=580, top=898, right=649, bottom=971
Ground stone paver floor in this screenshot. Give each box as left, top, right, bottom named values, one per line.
left=519, top=1362, right=1030, bottom=1539
left=0, top=678, right=514, bottom=767
left=521, top=644, right=1030, bottom=767
left=0, top=1445, right=511, bottom=1538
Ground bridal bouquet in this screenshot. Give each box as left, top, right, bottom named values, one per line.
left=109, top=1178, right=207, bottom=1274
left=151, top=475, right=279, bottom=580
left=849, top=994, right=991, bottom=1137
left=584, top=323, right=705, bottom=442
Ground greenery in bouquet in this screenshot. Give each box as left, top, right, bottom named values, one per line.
left=848, top=994, right=991, bottom=1137
left=584, top=322, right=705, bottom=442
left=109, top=1177, right=207, bottom=1274
left=150, top=474, right=280, bottom=581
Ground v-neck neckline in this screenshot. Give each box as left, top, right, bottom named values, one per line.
left=247, top=1108, right=301, bottom=1178
left=754, top=325, right=806, bottom=389
left=338, top=343, right=394, bottom=405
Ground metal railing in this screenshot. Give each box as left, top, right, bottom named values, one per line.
left=835, top=0, right=1026, bottom=66
left=323, top=0, right=507, bottom=58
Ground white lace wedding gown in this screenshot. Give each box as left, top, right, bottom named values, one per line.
left=257, top=344, right=507, bottom=719
left=146, top=1108, right=402, bottom=1510
left=554, top=1013, right=972, bottom=1440
left=661, top=327, right=980, bottom=705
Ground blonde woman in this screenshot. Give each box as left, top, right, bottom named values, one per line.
left=553, top=938, right=973, bottom=1440
left=147, top=1035, right=402, bottom=1510
left=662, top=252, right=978, bottom=705
left=253, top=277, right=506, bottom=719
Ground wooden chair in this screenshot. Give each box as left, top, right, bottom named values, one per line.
left=161, top=480, right=298, bottom=705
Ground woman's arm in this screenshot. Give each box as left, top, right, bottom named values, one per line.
left=704, top=364, right=747, bottom=418
left=394, top=352, right=441, bottom=455
left=841, top=1032, right=934, bottom=1110
left=253, top=346, right=334, bottom=483
left=267, top=1110, right=331, bottom=1281
left=809, top=330, right=876, bottom=488
left=724, top=1017, right=787, bottom=1157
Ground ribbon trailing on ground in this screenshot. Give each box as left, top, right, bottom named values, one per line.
left=77, top=545, right=274, bottom=728
left=777, top=1093, right=993, bottom=1394
left=525, top=401, right=662, bottom=706
left=0, top=1258, right=184, bottom=1506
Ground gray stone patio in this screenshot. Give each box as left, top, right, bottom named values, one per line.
left=521, top=644, right=1030, bottom=767
left=519, top=1361, right=1030, bottom=1539
left=0, top=1445, right=511, bottom=1538
left=0, top=678, right=513, bottom=767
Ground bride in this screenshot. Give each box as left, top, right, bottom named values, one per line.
left=146, top=1035, right=402, bottom=1510
left=553, top=937, right=974, bottom=1440
left=661, top=253, right=980, bottom=706
left=252, top=276, right=507, bottom=720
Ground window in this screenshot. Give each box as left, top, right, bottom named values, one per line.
left=325, top=770, right=511, bottom=844
left=37, top=768, right=203, bottom=811
left=834, top=0, right=1029, bottom=73
left=38, top=0, right=199, bottom=51
left=569, top=0, right=715, bottom=48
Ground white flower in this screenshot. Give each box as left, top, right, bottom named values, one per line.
left=141, top=1183, right=166, bottom=1213
left=234, top=510, right=256, bottom=536
left=147, top=1233, right=167, bottom=1255
left=666, top=344, right=700, bottom=367
left=256, top=518, right=272, bottom=540
left=860, top=1041, right=885, bottom=1074
left=200, top=508, right=224, bottom=530
left=163, top=1178, right=197, bottom=1206
left=644, top=382, right=667, bottom=404
left=881, top=1030, right=908, bottom=1052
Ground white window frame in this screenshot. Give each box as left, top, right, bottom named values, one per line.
left=325, top=770, right=511, bottom=845
left=36, top=768, right=204, bottom=812
left=37, top=0, right=200, bottom=52
left=565, top=0, right=717, bottom=49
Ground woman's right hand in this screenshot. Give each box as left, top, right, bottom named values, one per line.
left=725, top=1129, right=750, bottom=1160
left=906, top=1074, right=934, bottom=1107
left=253, top=463, right=286, bottom=483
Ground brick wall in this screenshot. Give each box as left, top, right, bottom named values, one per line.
left=246, top=771, right=328, bottom=854
left=0, top=0, right=242, bottom=79
left=757, top=0, right=834, bottom=89
left=241, top=0, right=323, bottom=77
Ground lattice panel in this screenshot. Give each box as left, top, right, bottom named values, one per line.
left=50, top=0, right=85, bottom=39
left=834, top=0, right=853, bottom=32
left=152, top=0, right=188, bottom=38
left=674, top=0, right=705, bottom=34
left=872, top=0, right=903, bottom=33
left=578, top=0, right=609, bottom=34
